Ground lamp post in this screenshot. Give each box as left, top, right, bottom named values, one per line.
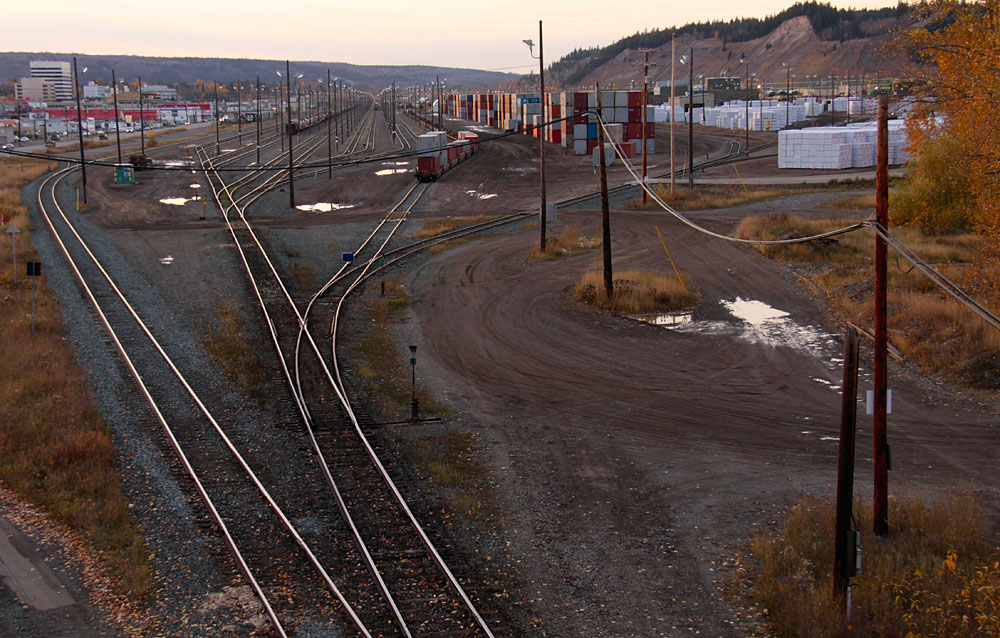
left=782, top=62, right=792, bottom=129
left=111, top=69, right=122, bottom=164
left=214, top=81, right=220, bottom=155
left=680, top=49, right=694, bottom=190
left=739, top=54, right=749, bottom=154
left=636, top=48, right=655, bottom=204
left=285, top=61, right=295, bottom=208
left=255, top=76, right=261, bottom=165
left=138, top=75, right=145, bottom=155
left=524, top=22, right=547, bottom=252
left=325, top=71, right=332, bottom=178
left=73, top=58, right=88, bottom=205
left=236, top=83, right=242, bottom=145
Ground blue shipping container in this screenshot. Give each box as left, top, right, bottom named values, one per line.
left=587, top=123, right=598, bottom=138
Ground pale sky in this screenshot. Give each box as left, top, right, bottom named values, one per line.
left=6, top=0, right=903, bottom=70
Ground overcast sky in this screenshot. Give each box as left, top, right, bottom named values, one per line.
left=7, top=0, right=902, bottom=70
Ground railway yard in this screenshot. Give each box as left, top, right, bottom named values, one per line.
left=4, top=91, right=999, bottom=638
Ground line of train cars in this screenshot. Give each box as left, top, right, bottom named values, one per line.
left=414, top=130, right=479, bottom=182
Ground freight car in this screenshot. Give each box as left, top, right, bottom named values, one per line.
left=285, top=112, right=329, bottom=136
left=414, top=130, right=479, bottom=182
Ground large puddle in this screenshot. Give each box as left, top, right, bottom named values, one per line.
left=160, top=196, right=200, bottom=206
left=295, top=202, right=354, bottom=213
left=375, top=168, right=409, bottom=176
left=466, top=190, right=497, bottom=200
left=632, top=296, right=836, bottom=355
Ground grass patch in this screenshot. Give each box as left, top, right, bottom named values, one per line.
left=736, top=491, right=999, bottom=638
left=291, top=262, right=316, bottom=291
left=353, top=279, right=449, bottom=420
left=735, top=212, right=999, bottom=387
left=826, top=192, right=878, bottom=211
left=530, top=224, right=598, bottom=261
left=201, top=303, right=268, bottom=404
left=0, top=156, right=151, bottom=597
left=575, top=269, right=701, bottom=313
left=626, top=184, right=811, bottom=211
left=414, top=215, right=498, bottom=239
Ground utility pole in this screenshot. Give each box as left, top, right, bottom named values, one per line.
left=834, top=328, right=860, bottom=609
left=686, top=47, right=694, bottom=190
left=873, top=92, right=890, bottom=537
left=214, top=81, right=220, bottom=155
left=740, top=55, right=749, bottom=155
left=111, top=68, right=122, bottom=164
left=236, top=82, right=242, bottom=145
left=327, top=69, right=332, bottom=178
left=72, top=57, right=87, bottom=205
left=670, top=34, right=676, bottom=194
left=595, top=83, right=613, bottom=299
left=638, top=48, right=654, bottom=205
left=538, top=20, right=548, bottom=252
left=255, top=76, right=261, bottom=165
left=286, top=60, right=295, bottom=208
left=139, top=75, right=145, bottom=155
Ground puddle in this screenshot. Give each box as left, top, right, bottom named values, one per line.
left=631, top=297, right=836, bottom=355
left=295, top=202, right=354, bottom=213
left=161, top=160, right=191, bottom=167
left=159, top=255, right=174, bottom=265
left=160, top=197, right=200, bottom=206
left=189, top=183, right=201, bottom=189
left=375, top=168, right=409, bottom=176
left=502, top=166, right=536, bottom=174
left=465, top=190, right=497, bottom=200
left=381, top=161, right=410, bottom=167
left=820, top=436, right=840, bottom=442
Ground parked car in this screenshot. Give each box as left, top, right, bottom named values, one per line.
left=1, top=143, right=13, bottom=150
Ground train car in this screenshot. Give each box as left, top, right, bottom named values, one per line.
left=414, top=131, right=478, bottom=182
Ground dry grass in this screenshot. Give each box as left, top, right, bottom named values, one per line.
left=201, top=303, right=268, bottom=404
left=0, top=157, right=151, bottom=596
left=737, top=491, right=999, bottom=638
left=736, top=212, right=999, bottom=387
left=414, top=215, right=498, bottom=239
left=354, top=279, right=449, bottom=420
left=530, top=224, right=598, bottom=261
left=826, top=192, right=878, bottom=211
left=626, top=184, right=811, bottom=211
left=574, top=269, right=701, bottom=313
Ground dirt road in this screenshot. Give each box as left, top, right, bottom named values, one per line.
left=399, top=204, right=998, bottom=637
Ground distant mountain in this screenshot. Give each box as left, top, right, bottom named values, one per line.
left=0, top=53, right=514, bottom=92
left=549, top=1, right=921, bottom=88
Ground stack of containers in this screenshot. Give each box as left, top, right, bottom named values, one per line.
left=416, top=130, right=449, bottom=173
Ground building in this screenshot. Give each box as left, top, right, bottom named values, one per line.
left=29, top=61, right=74, bottom=101
left=15, top=78, right=59, bottom=102
left=142, top=84, right=177, bottom=100
left=83, top=81, right=112, bottom=99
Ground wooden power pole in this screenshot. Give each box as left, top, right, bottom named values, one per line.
left=595, top=83, right=613, bottom=299
left=873, top=92, right=890, bottom=537
left=834, top=328, right=860, bottom=608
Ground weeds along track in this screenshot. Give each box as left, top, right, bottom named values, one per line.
left=34, top=164, right=378, bottom=637
left=199, top=106, right=535, bottom=636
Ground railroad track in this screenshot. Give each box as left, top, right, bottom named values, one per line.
left=195, top=105, right=528, bottom=636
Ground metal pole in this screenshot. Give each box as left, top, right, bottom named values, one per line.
left=670, top=34, right=675, bottom=194
left=834, top=328, right=860, bottom=606
left=111, top=68, right=122, bottom=164
left=785, top=65, right=790, bottom=128
left=688, top=47, right=694, bottom=190
left=327, top=69, right=332, bottom=178
left=744, top=60, right=749, bottom=154
left=596, top=83, right=613, bottom=299
left=873, top=92, right=890, bottom=537
left=278, top=83, right=284, bottom=152
left=538, top=19, right=547, bottom=252
left=256, top=76, right=261, bottom=165
left=641, top=49, right=649, bottom=206
left=139, top=75, right=145, bottom=155
left=286, top=60, right=295, bottom=208
left=72, top=57, right=87, bottom=204
left=31, top=277, right=36, bottom=336
left=214, top=81, right=220, bottom=155
left=237, top=82, right=242, bottom=145
left=9, top=232, right=15, bottom=283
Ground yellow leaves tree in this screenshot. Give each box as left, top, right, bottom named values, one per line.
left=893, top=0, right=1000, bottom=236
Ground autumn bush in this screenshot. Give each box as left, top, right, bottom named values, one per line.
left=574, top=269, right=700, bottom=313
left=738, top=492, right=999, bottom=638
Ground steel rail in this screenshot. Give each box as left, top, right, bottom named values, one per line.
left=37, top=163, right=375, bottom=638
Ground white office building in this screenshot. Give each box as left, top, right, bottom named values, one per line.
left=30, top=61, right=74, bottom=101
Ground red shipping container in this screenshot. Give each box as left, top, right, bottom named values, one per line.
left=550, top=105, right=561, bottom=118
left=586, top=138, right=600, bottom=152
left=551, top=130, right=562, bottom=144
left=627, top=91, right=642, bottom=107
left=628, top=106, right=642, bottom=122
left=417, top=156, right=440, bottom=173
left=621, top=141, right=636, bottom=158
left=627, top=123, right=642, bottom=139
left=645, top=122, right=655, bottom=137
left=574, top=93, right=588, bottom=108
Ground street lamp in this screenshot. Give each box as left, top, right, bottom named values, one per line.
left=782, top=62, right=792, bottom=128
left=680, top=50, right=694, bottom=189
left=524, top=23, right=548, bottom=253
left=73, top=59, right=88, bottom=204
left=111, top=69, right=123, bottom=164
left=739, top=54, right=749, bottom=154
left=234, top=83, right=242, bottom=145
